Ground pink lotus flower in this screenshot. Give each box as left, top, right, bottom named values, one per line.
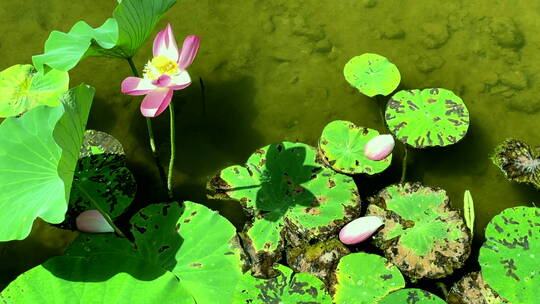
left=76, top=210, right=114, bottom=233
left=339, top=216, right=384, bottom=245
left=364, top=134, right=395, bottom=161
left=121, top=24, right=200, bottom=117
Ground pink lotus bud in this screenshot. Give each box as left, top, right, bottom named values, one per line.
left=364, top=134, right=395, bottom=160
left=76, top=210, right=114, bottom=233
left=339, top=216, right=384, bottom=245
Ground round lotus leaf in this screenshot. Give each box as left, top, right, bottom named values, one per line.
left=447, top=272, right=508, bottom=304
left=343, top=53, right=401, bottom=97
left=332, top=253, right=405, bottom=304
left=208, top=142, right=360, bottom=277
left=385, top=88, right=469, bottom=148
left=367, top=183, right=471, bottom=280
left=233, top=264, right=332, bottom=304
left=379, top=289, right=445, bottom=304
left=318, top=120, right=392, bottom=175
left=130, top=201, right=245, bottom=304
left=0, top=64, right=69, bottom=117
left=479, top=206, right=540, bottom=304
left=491, top=138, right=540, bottom=189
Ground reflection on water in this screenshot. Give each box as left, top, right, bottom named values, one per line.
left=0, top=0, right=539, bottom=287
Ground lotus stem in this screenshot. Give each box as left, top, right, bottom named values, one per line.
left=199, top=77, right=206, bottom=117
left=400, top=145, right=408, bottom=183
left=74, top=183, right=126, bottom=238
left=167, top=101, right=176, bottom=199
left=126, top=57, right=168, bottom=196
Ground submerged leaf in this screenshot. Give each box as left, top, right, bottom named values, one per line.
left=385, top=88, right=470, bottom=148
left=343, top=53, right=401, bottom=97
left=367, top=183, right=471, bottom=280
left=0, top=64, right=68, bottom=117
left=318, top=120, right=392, bottom=175
left=0, top=85, right=94, bottom=241
left=491, top=138, right=540, bottom=189
left=447, top=272, right=508, bottom=304
left=479, top=206, right=540, bottom=303
left=233, top=264, right=332, bottom=304
left=332, top=253, right=405, bottom=304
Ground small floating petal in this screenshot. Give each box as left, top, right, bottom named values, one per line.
left=364, top=134, right=395, bottom=161
left=76, top=210, right=114, bottom=233
left=339, top=216, right=384, bottom=245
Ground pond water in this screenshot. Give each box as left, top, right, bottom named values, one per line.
left=0, top=0, right=538, bottom=288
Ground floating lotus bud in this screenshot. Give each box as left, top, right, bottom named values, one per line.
left=76, top=210, right=114, bottom=233
left=339, top=216, right=384, bottom=245
left=492, top=138, right=540, bottom=189
left=364, top=134, right=395, bottom=161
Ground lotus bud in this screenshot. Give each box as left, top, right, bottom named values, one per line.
left=339, top=216, right=384, bottom=245
left=364, top=134, right=395, bottom=161
left=76, top=210, right=114, bottom=233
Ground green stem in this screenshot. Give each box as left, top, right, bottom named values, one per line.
left=74, top=183, right=126, bottom=238
left=126, top=57, right=168, bottom=195
left=167, top=102, right=176, bottom=199
left=400, top=144, right=408, bottom=183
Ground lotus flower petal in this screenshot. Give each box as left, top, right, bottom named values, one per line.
left=121, top=77, right=157, bottom=95
left=339, top=216, right=384, bottom=245
left=364, top=134, right=395, bottom=161
left=76, top=210, right=114, bottom=233
left=140, top=88, right=173, bottom=117
left=178, top=35, right=200, bottom=70
left=153, top=24, right=179, bottom=62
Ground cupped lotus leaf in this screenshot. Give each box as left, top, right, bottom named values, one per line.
left=479, top=206, right=540, bottom=304
left=208, top=142, right=360, bottom=276
left=130, top=201, right=245, bottom=304
left=332, top=253, right=405, bottom=304
left=0, top=64, right=69, bottom=117
left=0, top=85, right=94, bottom=241
left=233, top=264, right=332, bottom=304
left=447, top=272, right=508, bottom=304
left=385, top=88, right=469, bottom=148
left=33, top=0, right=176, bottom=72
left=367, top=183, right=471, bottom=280
left=0, top=234, right=195, bottom=304
left=66, top=130, right=136, bottom=228
left=379, top=289, right=446, bottom=304
left=343, top=53, right=401, bottom=97
left=491, top=138, right=540, bottom=189
left=318, top=120, right=392, bottom=175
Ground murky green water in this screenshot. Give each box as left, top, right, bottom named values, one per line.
left=1, top=0, right=538, bottom=287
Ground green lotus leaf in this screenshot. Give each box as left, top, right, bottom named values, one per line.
left=208, top=142, right=360, bottom=277
left=332, top=253, right=405, bottom=304
left=233, top=264, right=332, bottom=304
left=0, top=85, right=94, bottom=241
left=0, top=233, right=194, bottom=303
left=318, top=120, right=392, bottom=175
left=130, top=201, right=244, bottom=304
left=379, top=289, right=446, bottom=304
left=343, top=53, right=401, bottom=97
left=367, top=183, right=471, bottom=280
left=447, top=272, right=508, bottom=304
left=491, top=138, right=540, bottom=189
left=479, top=206, right=540, bottom=304
left=64, top=130, right=136, bottom=229
left=385, top=88, right=470, bottom=148
left=0, top=64, right=69, bottom=117
left=33, top=0, right=176, bottom=72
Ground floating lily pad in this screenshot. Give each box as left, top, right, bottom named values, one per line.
left=209, top=142, right=360, bottom=277
left=0, top=64, right=69, bottom=117
left=379, top=289, right=446, bottom=304
left=343, top=53, right=401, bottom=97
left=0, top=85, right=93, bottom=241
left=447, top=272, right=508, bottom=304
left=367, top=183, right=471, bottom=280
left=65, top=130, right=136, bottom=229
left=331, top=253, right=405, bottom=304
left=479, top=206, right=540, bottom=304
left=491, top=138, right=540, bottom=189
left=385, top=88, right=469, bottom=148
left=233, top=264, right=332, bottom=304
left=318, top=120, right=392, bottom=175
